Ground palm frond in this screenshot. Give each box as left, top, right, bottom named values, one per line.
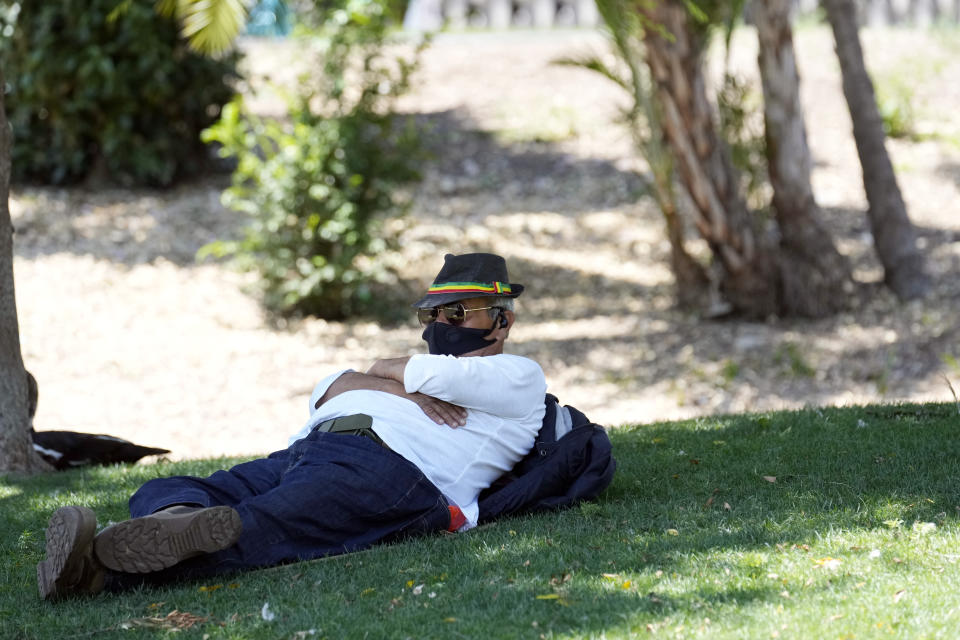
left=176, top=0, right=250, bottom=55
left=553, top=54, right=629, bottom=92
left=154, top=0, right=180, bottom=18
left=681, top=0, right=709, bottom=24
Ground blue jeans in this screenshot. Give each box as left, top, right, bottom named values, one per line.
left=112, top=429, right=451, bottom=585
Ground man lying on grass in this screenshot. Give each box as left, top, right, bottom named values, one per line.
left=37, top=253, right=547, bottom=600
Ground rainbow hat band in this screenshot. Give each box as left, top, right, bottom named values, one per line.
left=427, top=281, right=513, bottom=296
left=413, top=253, right=524, bottom=308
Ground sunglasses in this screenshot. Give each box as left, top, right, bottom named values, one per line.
left=417, top=303, right=502, bottom=327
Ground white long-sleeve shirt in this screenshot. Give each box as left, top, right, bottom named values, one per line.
left=288, top=353, right=547, bottom=529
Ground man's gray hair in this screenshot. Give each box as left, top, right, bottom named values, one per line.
left=485, top=296, right=514, bottom=319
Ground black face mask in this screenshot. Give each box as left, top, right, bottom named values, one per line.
left=422, top=321, right=495, bottom=356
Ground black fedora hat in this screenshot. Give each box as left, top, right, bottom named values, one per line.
left=413, top=253, right=524, bottom=308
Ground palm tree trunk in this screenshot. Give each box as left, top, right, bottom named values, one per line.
left=0, top=65, right=49, bottom=474
left=641, top=2, right=780, bottom=318
left=755, top=0, right=852, bottom=316
left=822, top=0, right=929, bottom=300
left=594, top=0, right=710, bottom=309
left=648, top=162, right=710, bottom=309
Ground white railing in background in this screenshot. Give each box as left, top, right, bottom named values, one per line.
left=402, top=0, right=960, bottom=31
left=403, top=0, right=598, bottom=30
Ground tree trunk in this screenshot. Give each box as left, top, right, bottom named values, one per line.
left=596, top=0, right=710, bottom=310
left=649, top=162, right=710, bottom=310
left=641, top=2, right=780, bottom=318
left=0, top=64, right=49, bottom=474
left=823, top=0, right=930, bottom=300
left=755, top=0, right=852, bottom=317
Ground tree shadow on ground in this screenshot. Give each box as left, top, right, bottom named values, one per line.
left=11, top=174, right=238, bottom=267
left=10, top=108, right=649, bottom=269
left=935, top=159, right=960, bottom=189
left=411, top=108, right=650, bottom=221
left=411, top=402, right=960, bottom=637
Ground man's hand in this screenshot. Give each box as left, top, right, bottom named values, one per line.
left=408, top=392, right=467, bottom=427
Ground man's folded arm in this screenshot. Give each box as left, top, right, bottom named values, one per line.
left=316, top=371, right=405, bottom=406
left=316, top=369, right=466, bottom=427
left=402, top=354, right=547, bottom=418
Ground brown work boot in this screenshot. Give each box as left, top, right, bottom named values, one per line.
left=37, top=506, right=105, bottom=600
left=94, top=505, right=242, bottom=574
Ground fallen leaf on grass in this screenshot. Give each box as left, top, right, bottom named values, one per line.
left=666, top=529, right=679, bottom=536
left=198, top=584, right=221, bottom=593
left=120, top=610, right=209, bottom=630
left=444, top=618, right=458, bottom=623
left=705, top=488, right=720, bottom=508
left=360, top=588, right=375, bottom=596
left=814, top=557, right=843, bottom=570
left=534, top=593, right=572, bottom=606
left=763, top=476, right=777, bottom=483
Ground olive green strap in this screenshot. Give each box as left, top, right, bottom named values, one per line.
left=315, top=413, right=373, bottom=434
left=313, top=413, right=388, bottom=449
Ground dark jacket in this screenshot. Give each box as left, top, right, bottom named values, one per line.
left=477, top=394, right=616, bottom=523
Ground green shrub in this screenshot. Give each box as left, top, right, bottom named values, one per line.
left=875, top=73, right=916, bottom=139
left=201, top=0, right=425, bottom=320
left=717, top=73, right=769, bottom=210
left=0, top=0, right=239, bottom=186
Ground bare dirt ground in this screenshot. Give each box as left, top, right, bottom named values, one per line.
left=11, top=26, right=960, bottom=461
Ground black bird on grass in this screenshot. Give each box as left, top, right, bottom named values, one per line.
left=27, top=371, right=171, bottom=470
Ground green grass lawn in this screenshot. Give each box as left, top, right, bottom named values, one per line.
left=2, top=403, right=959, bottom=639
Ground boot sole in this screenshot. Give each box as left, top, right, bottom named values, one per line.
left=94, top=506, right=242, bottom=574
left=37, top=506, right=97, bottom=600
